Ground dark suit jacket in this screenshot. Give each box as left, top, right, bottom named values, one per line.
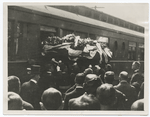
left=130, top=70, right=144, bottom=86
left=114, top=80, right=137, bottom=110
left=63, top=86, right=85, bottom=110
left=20, top=79, right=41, bottom=110
left=112, top=89, right=126, bottom=110
left=65, top=84, right=76, bottom=94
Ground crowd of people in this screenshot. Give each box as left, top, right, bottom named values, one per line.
left=8, top=59, right=144, bottom=111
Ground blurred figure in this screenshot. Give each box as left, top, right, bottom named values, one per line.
left=8, top=92, right=23, bottom=110
left=68, top=74, right=101, bottom=110
left=63, top=73, right=85, bottom=110
left=131, top=99, right=144, bottom=111
left=96, top=84, right=117, bottom=110
left=138, top=82, right=144, bottom=99
left=8, top=76, right=21, bottom=94
left=66, top=66, right=92, bottom=94
left=130, top=61, right=144, bottom=86
left=83, top=74, right=102, bottom=96
left=20, top=65, right=41, bottom=110
left=68, top=92, right=100, bottom=110
left=40, top=88, right=62, bottom=110
left=93, top=65, right=104, bottom=83
left=105, top=64, right=112, bottom=71
left=132, top=82, right=141, bottom=96
left=104, top=71, right=126, bottom=110
left=8, top=76, right=34, bottom=110
left=114, top=71, right=137, bottom=110
left=70, top=62, right=80, bottom=85
left=83, top=68, right=93, bottom=76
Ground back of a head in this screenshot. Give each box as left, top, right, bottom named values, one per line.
left=69, top=93, right=100, bottom=110
left=83, top=74, right=101, bottom=95
left=119, top=71, right=128, bottom=81
left=132, top=82, right=140, bottom=93
left=131, top=99, right=144, bottom=110
left=93, top=65, right=101, bottom=76
left=41, top=88, right=62, bottom=110
left=75, top=73, right=85, bottom=85
left=8, top=76, right=21, bottom=94
left=105, top=64, right=112, bottom=71
left=132, top=61, right=140, bottom=70
left=83, top=68, right=93, bottom=76
left=104, top=71, right=115, bottom=84
left=8, top=92, right=23, bottom=110
left=96, top=84, right=116, bottom=106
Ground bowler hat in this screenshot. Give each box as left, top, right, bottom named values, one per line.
left=31, top=65, right=40, bottom=74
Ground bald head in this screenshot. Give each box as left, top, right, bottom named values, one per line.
left=131, top=99, right=144, bottom=110
left=8, top=76, right=21, bottom=94
left=96, top=84, right=116, bottom=106
left=41, top=88, right=62, bottom=110
left=8, top=92, right=23, bottom=110
left=104, top=71, right=115, bottom=84
left=132, top=61, right=140, bottom=71
left=119, top=71, right=128, bottom=81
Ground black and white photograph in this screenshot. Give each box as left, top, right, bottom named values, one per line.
left=3, top=2, right=149, bottom=115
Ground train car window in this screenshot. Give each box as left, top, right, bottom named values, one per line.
left=122, top=42, right=125, bottom=50
left=75, top=31, right=88, bottom=38
left=63, top=29, right=74, bottom=37
left=114, top=41, right=118, bottom=50
left=114, top=18, right=118, bottom=25
left=93, top=12, right=99, bottom=20
left=138, top=43, right=144, bottom=61
left=128, top=42, right=136, bottom=60
left=122, top=42, right=125, bottom=57
left=108, top=16, right=114, bottom=24
left=113, top=41, right=118, bottom=58
left=101, top=14, right=107, bottom=22
left=89, top=34, right=96, bottom=40
left=8, top=20, right=14, bottom=61
left=40, top=26, right=57, bottom=42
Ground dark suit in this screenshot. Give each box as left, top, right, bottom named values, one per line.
left=113, top=89, right=126, bottom=110
left=130, top=70, right=144, bottom=86
left=20, top=79, right=41, bottom=110
left=114, top=80, right=137, bottom=110
left=65, top=84, right=76, bottom=94
left=63, top=86, right=85, bottom=110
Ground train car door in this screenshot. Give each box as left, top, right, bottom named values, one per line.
left=27, top=24, right=40, bottom=60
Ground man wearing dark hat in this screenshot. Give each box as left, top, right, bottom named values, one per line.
left=104, top=71, right=126, bottom=110
left=114, top=71, right=137, bottom=110
left=20, top=65, right=41, bottom=110
left=63, top=73, right=85, bottom=110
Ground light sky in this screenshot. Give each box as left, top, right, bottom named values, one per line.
left=84, top=3, right=148, bottom=30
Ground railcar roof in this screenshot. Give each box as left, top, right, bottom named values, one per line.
left=15, top=5, right=144, bottom=38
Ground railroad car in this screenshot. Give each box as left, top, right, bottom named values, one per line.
left=8, top=5, right=144, bottom=83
